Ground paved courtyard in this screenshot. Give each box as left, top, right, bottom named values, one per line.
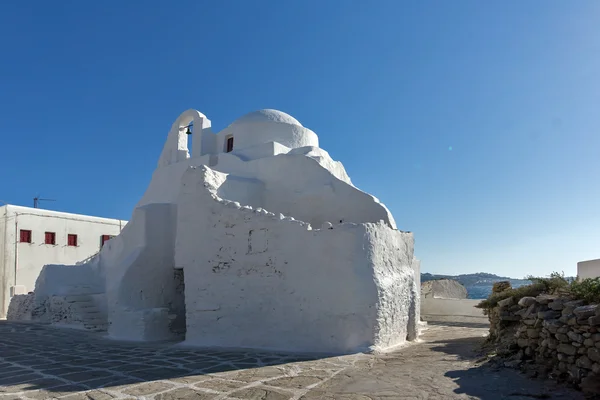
left=0, top=321, right=584, bottom=400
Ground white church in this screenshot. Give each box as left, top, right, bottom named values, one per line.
left=8, top=109, right=421, bottom=354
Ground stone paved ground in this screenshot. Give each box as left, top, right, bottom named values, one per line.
left=0, top=321, right=585, bottom=400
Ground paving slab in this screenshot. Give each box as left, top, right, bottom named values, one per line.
left=0, top=320, right=586, bottom=399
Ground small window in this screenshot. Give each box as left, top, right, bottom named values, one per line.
left=19, top=230, right=32, bottom=243
left=45, top=232, right=56, bottom=245
left=226, top=136, right=234, bottom=153
left=100, top=235, right=113, bottom=247
left=67, top=234, right=78, bottom=247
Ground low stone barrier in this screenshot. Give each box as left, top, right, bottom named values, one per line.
left=486, top=294, right=600, bottom=394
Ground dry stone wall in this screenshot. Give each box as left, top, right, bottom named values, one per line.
left=487, top=294, right=600, bottom=395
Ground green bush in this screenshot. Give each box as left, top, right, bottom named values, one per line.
left=570, top=277, right=600, bottom=304
left=477, top=272, right=600, bottom=310
left=525, top=271, right=572, bottom=294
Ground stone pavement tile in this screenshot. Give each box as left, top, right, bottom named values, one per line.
left=0, top=350, right=24, bottom=357
left=228, top=357, right=260, bottom=365
left=161, top=351, right=196, bottom=358
left=153, top=388, right=218, bottom=400
left=127, top=367, right=193, bottom=380
left=108, top=363, right=156, bottom=373
left=2, top=355, right=50, bottom=364
left=265, top=376, right=323, bottom=389
left=0, top=395, right=25, bottom=400
left=200, top=364, right=235, bottom=374
left=143, top=359, right=179, bottom=367
left=181, top=355, right=220, bottom=362
left=179, top=361, right=221, bottom=370
left=121, top=381, right=176, bottom=396
left=168, top=374, right=212, bottom=385
left=60, top=370, right=117, bottom=383
left=258, top=357, right=285, bottom=364
left=31, top=362, right=65, bottom=370
left=85, top=361, right=128, bottom=369
left=26, top=384, right=89, bottom=400
left=0, top=377, right=65, bottom=393
left=194, top=378, right=248, bottom=392
left=50, top=355, right=86, bottom=363
left=95, top=355, right=135, bottom=361
left=231, top=362, right=261, bottom=370
left=82, top=376, right=144, bottom=390
left=0, top=368, right=31, bottom=379
left=65, top=359, right=107, bottom=367
left=61, top=390, right=119, bottom=400
left=221, top=366, right=285, bottom=383
left=209, top=353, right=248, bottom=361
left=289, top=369, right=337, bottom=379
left=0, top=373, right=45, bottom=386
left=41, top=367, right=92, bottom=377
left=229, top=386, right=294, bottom=400
left=298, top=392, right=374, bottom=400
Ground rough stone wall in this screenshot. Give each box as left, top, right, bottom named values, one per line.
left=487, top=294, right=600, bottom=395
left=6, top=293, right=34, bottom=321
left=7, top=293, right=85, bottom=327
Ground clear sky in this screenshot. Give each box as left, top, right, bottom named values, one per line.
left=1, top=1, right=599, bottom=279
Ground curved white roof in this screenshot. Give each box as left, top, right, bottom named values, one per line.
left=232, top=109, right=302, bottom=127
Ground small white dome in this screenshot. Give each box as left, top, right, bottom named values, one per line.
left=232, top=109, right=302, bottom=127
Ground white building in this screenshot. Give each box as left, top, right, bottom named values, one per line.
left=577, top=259, right=600, bottom=280
left=9, top=109, right=421, bottom=354
left=0, top=205, right=125, bottom=318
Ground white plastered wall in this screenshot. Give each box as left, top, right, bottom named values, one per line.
left=578, top=259, right=600, bottom=280
left=174, top=166, right=417, bottom=353
left=103, top=203, right=182, bottom=341
left=137, top=150, right=395, bottom=230
left=217, top=122, right=318, bottom=154
left=0, top=206, right=123, bottom=318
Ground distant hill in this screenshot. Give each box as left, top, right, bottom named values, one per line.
left=421, top=272, right=530, bottom=288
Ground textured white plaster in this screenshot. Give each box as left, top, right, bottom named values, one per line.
left=174, top=166, right=416, bottom=353
left=6, top=293, right=33, bottom=320
left=233, top=109, right=303, bottom=126
left=10, top=108, right=419, bottom=353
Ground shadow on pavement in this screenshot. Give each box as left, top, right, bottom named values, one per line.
left=427, top=333, right=582, bottom=400
left=0, top=321, right=324, bottom=397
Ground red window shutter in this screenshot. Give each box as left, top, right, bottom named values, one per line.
left=68, top=234, right=77, bottom=246
left=20, top=230, right=32, bottom=243
left=45, top=232, right=55, bottom=245
left=101, top=235, right=111, bottom=246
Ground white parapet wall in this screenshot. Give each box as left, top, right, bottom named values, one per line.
left=421, top=298, right=487, bottom=323
left=577, top=259, right=600, bottom=280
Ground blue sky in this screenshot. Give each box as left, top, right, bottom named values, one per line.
left=1, top=1, right=599, bottom=278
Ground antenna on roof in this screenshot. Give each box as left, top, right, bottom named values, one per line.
left=33, top=195, right=56, bottom=209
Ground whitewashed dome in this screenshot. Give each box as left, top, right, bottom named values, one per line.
left=232, top=109, right=302, bottom=127
left=220, top=108, right=318, bottom=152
